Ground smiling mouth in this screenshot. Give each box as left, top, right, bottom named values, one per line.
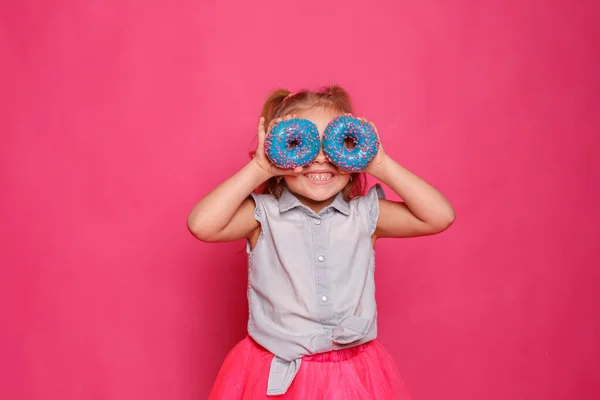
left=305, top=172, right=334, bottom=181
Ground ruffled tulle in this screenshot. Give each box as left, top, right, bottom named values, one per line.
left=208, top=337, right=412, bottom=399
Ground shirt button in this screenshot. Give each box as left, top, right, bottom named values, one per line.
left=317, top=255, right=325, bottom=262
left=315, top=219, right=322, bottom=225
left=321, top=295, right=328, bottom=302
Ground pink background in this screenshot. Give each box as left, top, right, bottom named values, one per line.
left=2, top=1, right=599, bottom=399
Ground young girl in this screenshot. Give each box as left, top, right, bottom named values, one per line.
left=188, top=86, right=455, bottom=399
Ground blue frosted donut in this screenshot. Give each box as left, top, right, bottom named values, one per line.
left=322, top=116, right=379, bottom=171
left=264, top=118, right=321, bottom=169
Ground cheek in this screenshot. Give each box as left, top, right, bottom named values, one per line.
left=282, top=175, right=300, bottom=189
left=338, top=174, right=351, bottom=187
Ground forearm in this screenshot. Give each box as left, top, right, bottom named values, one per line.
left=187, top=160, right=271, bottom=237
left=369, top=156, right=455, bottom=227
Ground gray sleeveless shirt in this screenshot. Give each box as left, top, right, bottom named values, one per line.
left=247, top=184, right=385, bottom=395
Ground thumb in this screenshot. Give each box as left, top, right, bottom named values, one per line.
left=257, top=117, right=267, bottom=148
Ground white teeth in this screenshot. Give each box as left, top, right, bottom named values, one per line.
left=306, top=173, right=333, bottom=181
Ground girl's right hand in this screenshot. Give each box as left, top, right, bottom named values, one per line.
left=252, top=115, right=304, bottom=177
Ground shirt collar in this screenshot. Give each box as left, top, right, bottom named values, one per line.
left=278, top=188, right=350, bottom=216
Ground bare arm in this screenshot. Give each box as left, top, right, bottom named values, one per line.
left=187, top=161, right=270, bottom=242
left=187, top=116, right=302, bottom=243
left=370, top=156, right=455, bottom=239
left=358, top=119, right=455, bottom=240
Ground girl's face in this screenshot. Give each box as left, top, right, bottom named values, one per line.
left=283, top=107, right=351, bottom=211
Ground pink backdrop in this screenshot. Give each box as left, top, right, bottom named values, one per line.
left=2, top=1, right=599, bottom=399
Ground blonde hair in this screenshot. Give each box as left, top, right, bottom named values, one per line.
left=253, top=85, right=366, bottom=201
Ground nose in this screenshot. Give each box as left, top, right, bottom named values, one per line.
left=313, top=146, right=328, bottom=164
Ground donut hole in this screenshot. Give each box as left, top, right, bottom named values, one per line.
left=343, top=137, right=357, bottom=150
left=288, top=139, right=299, bottom=149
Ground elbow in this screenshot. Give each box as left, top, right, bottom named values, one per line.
left=440, top=214, right=456, bottom=232
left=429, top=209, right=456, bottom=233
left=187, top=216, right=215, bottom=242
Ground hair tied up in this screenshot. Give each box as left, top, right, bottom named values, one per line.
left=282, top=92, right=294, bottom=103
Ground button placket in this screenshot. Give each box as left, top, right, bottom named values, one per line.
left=311, top=215, right=334, bottom=327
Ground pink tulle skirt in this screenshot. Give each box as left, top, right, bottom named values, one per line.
left=209, top=337, right=412, bottom=399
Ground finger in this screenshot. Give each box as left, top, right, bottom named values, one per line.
left=359, top=117, right=378, bottom=134
left=257, top=117, right=266, bottom=146
left=272, top=167, right=291, bottom=177
left=358, top=117, right=372, bottom=127
left=272, top=165, right=304, bottom=177
left=370, top=122, right=379, bottom=134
